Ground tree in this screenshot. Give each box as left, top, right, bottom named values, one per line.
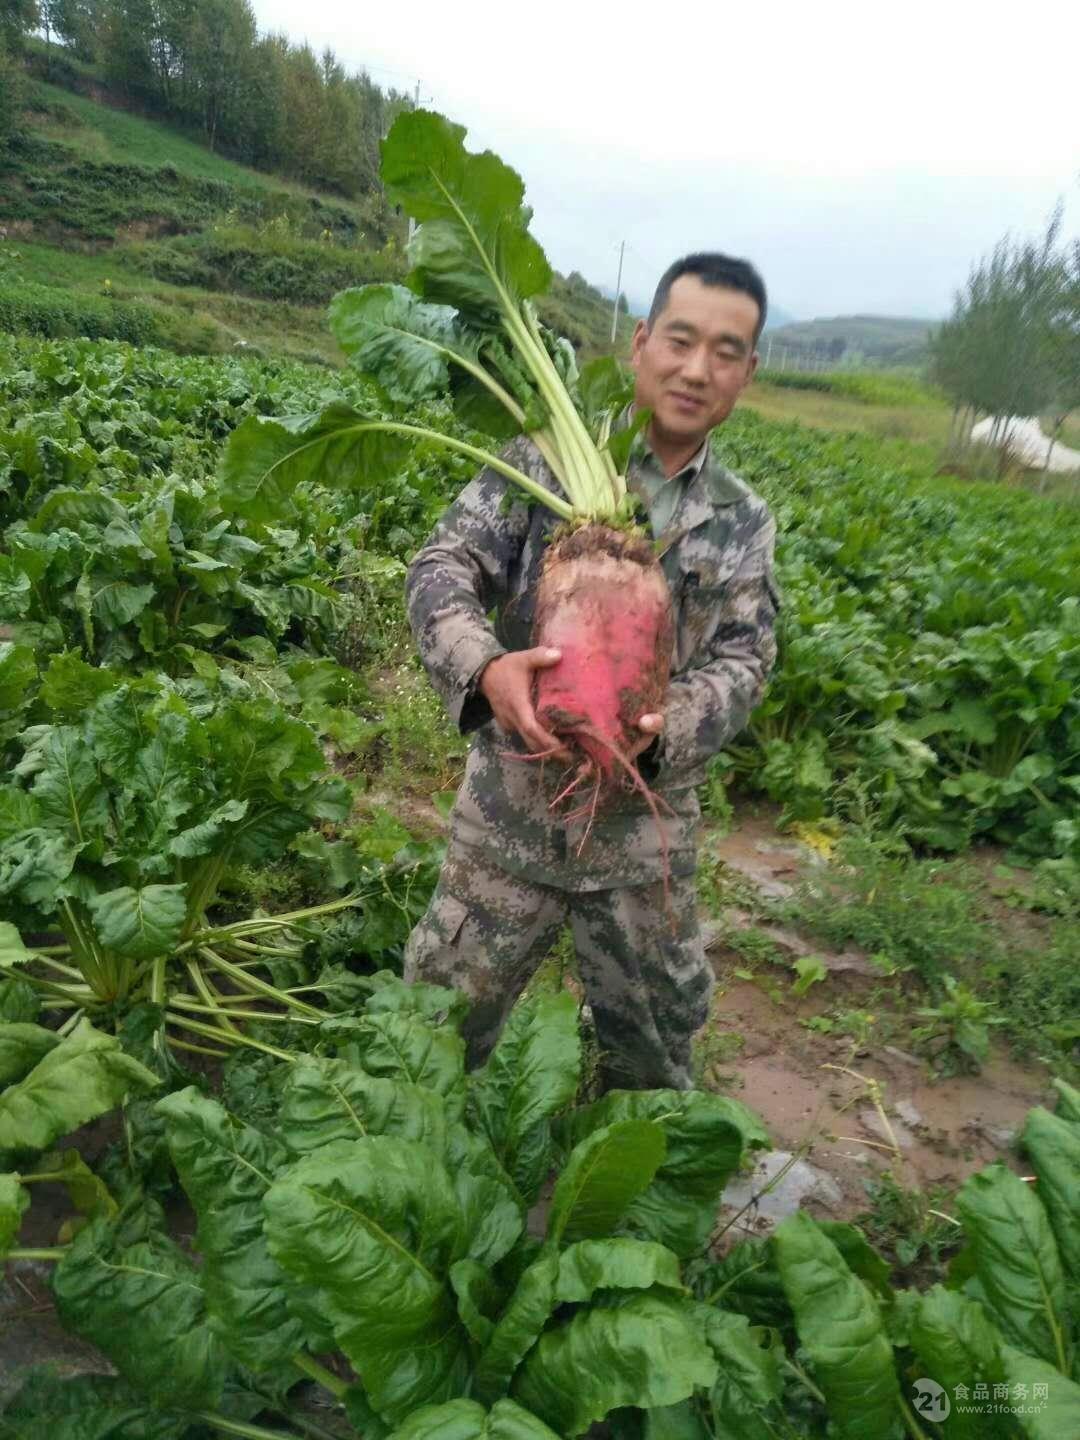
left=0, top=32, right=27, bottom=141
left=1040, top=239, right=1080, bottom=478
left=0, top=0, right=38, bottom=48
left=183, top=0, right=256, bottom=151
left=931, top=212, right=1065, bottom=473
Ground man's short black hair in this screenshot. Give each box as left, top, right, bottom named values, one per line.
left=648, top=252, right=768, bottom=342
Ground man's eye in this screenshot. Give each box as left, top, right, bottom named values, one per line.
left=670, top=337, right=688, bottom=350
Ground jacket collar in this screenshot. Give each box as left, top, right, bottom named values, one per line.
left=621, top=405, right=746, bottom=510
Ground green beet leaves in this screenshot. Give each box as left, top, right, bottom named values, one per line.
left=381, top=110, right=551, bottom=321
left=564, top=1089, right=769, bottom=1258
left=773, top=1211, right=902, bottom=1439
left=546, top=1118, right=667, bottom=1245
left=156, top=1086, right=310, bottom=1371
left=384, top=1398, right=562, bottom=1440
left=1022, top=1106, right=1080, bottom=1284
left=263, top=1135, right=470, bottom=1423
left=53, top=1206, right=230, bottom=1411
left=908, top=1286, right=1009, bottom=1440
left=955, top=1163, right=1071, bottom=1371
left=0, top=1018, right=158, bottom=1162
left=470, top=989, right=581, bottom=1204
left=513, top=1292, right=718, bottom=1437
left=0, top=1171, right=28, bottom=1256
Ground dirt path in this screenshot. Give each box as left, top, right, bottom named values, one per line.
left=702, top=814, right=1053, bottom=1234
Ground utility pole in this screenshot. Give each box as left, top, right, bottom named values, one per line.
left=610, top=240, right=625, bottom=346
left=407, top=81, right=421, bottom=245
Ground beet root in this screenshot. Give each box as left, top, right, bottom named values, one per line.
left=529, top=524, right=675, bottom=854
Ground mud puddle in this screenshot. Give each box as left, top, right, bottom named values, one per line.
left=697, top=811, right=1054, bottom=1228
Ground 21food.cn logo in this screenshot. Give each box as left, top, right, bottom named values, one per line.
left=912, top=1379, right=950, bottom=1422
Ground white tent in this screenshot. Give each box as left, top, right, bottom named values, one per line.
left=970, top=416, right=1080, bottom=473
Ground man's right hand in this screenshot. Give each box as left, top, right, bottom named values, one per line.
left=479, top=648, right=570, bottom=757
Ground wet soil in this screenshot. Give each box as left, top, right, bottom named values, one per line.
left=699, top=810, right=1055, bottom=1229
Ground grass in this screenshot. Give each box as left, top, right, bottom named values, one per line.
left=364, top=660, right=468, bottom=795
left=27, top=79, right=355, bottom=206
left=742, top=371, right=1080, bottom=487
left=0, top=240, right=339, bottom=360
left=775, top=820, right=1080, bottom=1079
left=1, top=75, right=635, bottom=364
left=740, top=378, right=957, bottom=449
left=755, top=368, right=943, bottom=407
left=781, top=830, right=992, bottom=987
left=855, top=1173, right=961, bottom=1289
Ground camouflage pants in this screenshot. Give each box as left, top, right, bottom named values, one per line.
left=404, top=838, right=713, bottom=1089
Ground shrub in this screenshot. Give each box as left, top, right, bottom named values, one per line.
left=757, top=368, right=940, bottom=407
left=0, top=278, right=217, bottom=351
left=0, top=39, right=25, bottom=146
left=129, top=225, right=406, bottom=304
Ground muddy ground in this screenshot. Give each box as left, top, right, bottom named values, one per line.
left=704, top=814, right=1050, bottom=1242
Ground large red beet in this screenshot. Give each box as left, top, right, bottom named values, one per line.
left=530, top=524, right=674, bottom=843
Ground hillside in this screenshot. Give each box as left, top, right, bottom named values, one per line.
left=765, top=313, right=937, bottom=367
left=0, top=64, right=635, bottom=363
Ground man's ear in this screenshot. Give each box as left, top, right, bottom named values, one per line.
left=629, top=318, right=649, bottom=370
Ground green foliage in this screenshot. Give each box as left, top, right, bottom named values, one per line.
left=982, top=920, right=1080, bottom=1076
left=0, top=1017, right=158, bottom=1162
left=155, top=1085, right=309, bottom=1372
left=912, top=974, right=1005, bottom=1074
left=131, top=224, right=405, bottom=305
left=0, top=673, right=350, bottom=1000
left=718, top=407, right=1080, bottom=858
left=0, top=37, right=25, bottom=145
left=385, top=1399, right=561, bottom=1440
left=470, top=989, right=581, bottom=1204
left=564, top=1089, right=769, bottom=1259
left=855, top=1173, right=960, bottom=1288
left=931, top=212, right=1071, bottom=432
left=53, top=1200, right=231, bottom=1409
left=3, top=984, right=1080, bottom=1440
left=781, top=828, right=994, bottom=986
left=953, top=1164, right=1072, bottom=1372
left=756, top=368, right=941, bottom=408
left=0, top=277, right=170, bottom=345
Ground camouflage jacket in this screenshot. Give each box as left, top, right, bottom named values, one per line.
left=405, top=435, right=779, bottom=890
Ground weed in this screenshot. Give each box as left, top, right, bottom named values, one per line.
left=724, top=927, right=785, bottom=971
left=802, top=1008, right=878, bottom=1048
left=983, top=921, right=1080, bottom=1079
left=856, top=1173, right=961, bottom=1289
left=700, top=755, right=735, bottom=831
left=694, top=853, right=770, bottom=921
left=790, top=955, right=828, bottom=997
left=365, top=661, right=467, bottom=793
left=783, top=827, right=995, bottom=986
left=911, top=975, right=1005, bottom=1075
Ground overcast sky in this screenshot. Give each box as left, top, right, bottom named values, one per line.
left=253, top=0, right=1078, bottom=321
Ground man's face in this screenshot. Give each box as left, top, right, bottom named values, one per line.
left=630, top=275, right=760, bottom=447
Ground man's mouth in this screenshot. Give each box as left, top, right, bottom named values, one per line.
left=669, top=391, right=704, bottom=410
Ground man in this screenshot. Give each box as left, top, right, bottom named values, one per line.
left=404, top=252, right=779, bottom=1090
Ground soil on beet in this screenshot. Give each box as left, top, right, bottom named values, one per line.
left=533, top=524, right=674, bottom=780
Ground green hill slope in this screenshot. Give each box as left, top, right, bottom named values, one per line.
left=0, top=70, right=634, bottom=362
left=765, top=314, right=937, bottom=367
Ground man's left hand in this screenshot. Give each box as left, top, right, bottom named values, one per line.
left=631, top=712, right=664, bottom=760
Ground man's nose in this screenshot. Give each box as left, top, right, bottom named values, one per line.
left=680, top=345, right=708, bottom=384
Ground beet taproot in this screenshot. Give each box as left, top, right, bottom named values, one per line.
left=527, top=523, right=674, bottom=852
